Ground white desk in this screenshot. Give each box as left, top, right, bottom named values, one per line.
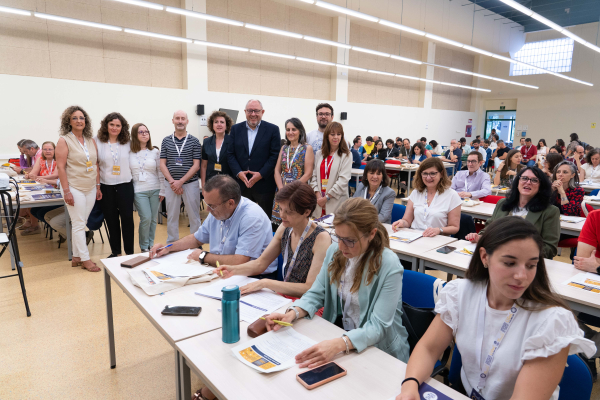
left=581, top=183, right=600, bottom=194
left=175, top=315, right=469, bottom=400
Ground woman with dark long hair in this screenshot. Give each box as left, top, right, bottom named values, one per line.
left=396, top=217, right=594, bottom=400
left=494, top=149, right=523, bottom=187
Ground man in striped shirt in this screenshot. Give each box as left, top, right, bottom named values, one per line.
left=160, top=110, right=202, bottom=243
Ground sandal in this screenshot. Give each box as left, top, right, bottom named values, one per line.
left=191, top=388, right=212, bottom=400
left=72, top=258, right=82, bottom=268
left=81, top=261, right=100, bottom=272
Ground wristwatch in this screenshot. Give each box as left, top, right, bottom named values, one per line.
left=326, top=195, right=331, bottom=201
left=596, top=265, right=600, bottom=276
left=439, top=227, right=444, bottom=234
left=198, top=251, right=209, bottom=264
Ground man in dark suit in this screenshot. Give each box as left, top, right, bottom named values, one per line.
left=227, top=99, right=281, bottom=218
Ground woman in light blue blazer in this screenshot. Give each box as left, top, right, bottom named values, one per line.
left=353, top=159, right=396, bottom=224
left=264, top=198, right=410, bottom=367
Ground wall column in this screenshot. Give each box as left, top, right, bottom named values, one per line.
left=419, top=41, right=436, bottom=109
left=183, top=0, right=208, bottom=92
left=331, top=16, right=350, bottom=102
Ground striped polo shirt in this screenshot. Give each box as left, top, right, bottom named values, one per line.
left=160, top=133, right=202, bottom=183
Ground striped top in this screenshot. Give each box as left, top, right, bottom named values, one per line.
left=160, top=133, right=202, bottom=183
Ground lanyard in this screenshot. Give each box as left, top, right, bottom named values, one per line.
left=216, top=145, right=221, bottom=163
left=475, top=288, right=519, bottom=392
left=219, top=198, right=244, bottom=246
left=324, top=155, right=334, bottom=179
left=45, top=160, right=55, bottom=175
left=282, top=221, right=313, bottom=282
left=387, top=149, right=393, bottom=158
left=172, top=134, right=189, bottom=158
left=136, top=149, right=149, bottom=172
left=339, top=259, right=355, bottom=331
left=286, top=145, right=303, bottom=173
left=108, top=142, right=119, bottom=165
left=364, top=185, right=382, bottom=204
left=423, top=191, right=436, bottom=225
left=464, top=171, right=475, bottom=193
left=71, top=133, right=90, bottom=162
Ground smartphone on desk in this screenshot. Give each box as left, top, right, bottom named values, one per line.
left=436, top=246, right=456, bottom=254
left=297, top=362, right=346, bottom=390
left=161, top=305, right=201, bottom=316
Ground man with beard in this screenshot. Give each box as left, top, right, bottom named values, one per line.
left=306, top=103, right=351, bottom=154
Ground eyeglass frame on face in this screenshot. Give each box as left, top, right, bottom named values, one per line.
left=138, top=129, right=150, bottom=136
left=330, top=231, right=368, bottom=248
left=206, top=198, right=232, bottom=211
left=466, top=159, right=480, bottom=164
left=519, top=176, right=540, bottom=184
left=421, top=171, right=439, bottom=178
left=245, top=109, right=263, bottom=115
left=317, top=112, right=332, bottom=117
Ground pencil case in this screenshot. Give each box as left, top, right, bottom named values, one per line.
left=247, top=314, right=270, bottom=338
left=121, top=255, right=151, bottom=268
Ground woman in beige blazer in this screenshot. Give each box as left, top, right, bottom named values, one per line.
left=310, top=121, right=352, bottom=217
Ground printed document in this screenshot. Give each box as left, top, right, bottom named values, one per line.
left=564, top=272, right=600, bottom=294
left=559, top=215, right=586, bottom=223
left=390, top=229, right=424, bottom=243
left=455, top=242, right=477, bottom=256
left=152, top=249, right=194, bottom=265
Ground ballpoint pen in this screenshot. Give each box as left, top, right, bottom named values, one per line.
left=259, top=317, right=293, bottom=327
left=217, top=261, right=223, bottom=277
left=150, top=243, right=173, bottom=258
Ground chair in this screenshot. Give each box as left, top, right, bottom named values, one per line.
left=448, top=344, right=462, bottom=390
left=391, top=204, right=406, bottom=224
left=484, top=148, right=493, bottom=171
left=558, top=237, right=578, bottom=258
left=401, top=270, right=451, bottom=380
left=386, top=160, right=403, bottom=196
left=591, top=189, right=600, bottom=196
left=85, top=201, right=107, bottom=245
left=481, top=195, right=503, bottom=204
left=558, top=354, right=594, bottom=400
left=432, top=154, right=440, bottom=157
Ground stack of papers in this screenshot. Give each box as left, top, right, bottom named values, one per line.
left=564, top=272, right=600, bottom=294
left=232, top=328, right=316, bottom=373
left=22, top=184, right=55, bottom=191
left=587, top=195, right=600, bottom=202
left=31, top=193, right=62, bottom=200
left=314, top=214, right=334, bottom=227
left=462, top=199, right=481, bottom=207
left=142, top=262, right=214, bottom=284
left=195, top=276, right=291, bottom=322
left=390, top=229, right=423, bottom=243
left=455, top=242, right=477, bottom=256
left=560, top=216, right=586, bottom=223
left=152, top=249, right=194, bottom=265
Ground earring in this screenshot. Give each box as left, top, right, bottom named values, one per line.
left=484, top=264, right=489, bottom=269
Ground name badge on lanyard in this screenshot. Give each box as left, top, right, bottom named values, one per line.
left=214, top=163, right=222, bottom=172
left=72, top=133, right=93, bottom=172
left=340, top=273, right=356, bottom=331
left=322, top=155, right=334, bottom=191
left=112, top=166, right=121, bottom=175
left=46, top=160, right=55, bottom=175
left=109, top=142, right=120, bottom=175
left=172, top=134, right=188, bottom=167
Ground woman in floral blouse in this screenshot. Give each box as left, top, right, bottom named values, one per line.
left=551, top=160, right=585, bottom=217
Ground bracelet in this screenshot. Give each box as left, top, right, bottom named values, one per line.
left=401, top=377, right=420, bottom=387
left=286, top=306, right=300, bottom=322
left=341, top=335, right=350, bottom=355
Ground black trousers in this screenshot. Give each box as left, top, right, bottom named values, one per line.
left=241, top=186, right=275, bottom=219
left=100, top=181, right=135, bottom=255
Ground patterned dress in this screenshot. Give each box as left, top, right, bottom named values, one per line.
left=271, top=144, right=307, bottom=224
left=280, top=225, right=326, bottom=283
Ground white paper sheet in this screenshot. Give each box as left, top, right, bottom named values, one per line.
left=563, top=272, right=600, bottom=294
left=149, top=262, right=214, bottom=278
left=195, top=276, right=258, bottom=299
left=232, top=328, right=317, bottom=373
left=239, top=291, right=291, bottom=323
left=151, top=249, right=194, bottom=265
left=389, top=229, right=424, bottom=243
left=559, top=216, right=586, bottom=223
left=454, top=242, right=477, bottom=256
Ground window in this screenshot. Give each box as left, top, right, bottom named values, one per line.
left=510, top=38, right=574, bottom=76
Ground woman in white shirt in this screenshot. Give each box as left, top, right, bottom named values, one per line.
left=95, top=112, right=134, bottom=257
left=395, top=217, right=595, bottom=400
left=391, top=157, right=461, bottom=237
left=582, top=148, right=600, bottom=184
left=130, top=123, right=165, bottom=252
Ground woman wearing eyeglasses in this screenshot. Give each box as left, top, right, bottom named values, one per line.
left=129, top=123, right=164, bottom=252
left=263, top=198, right=410, bottom=367
left=466, top=167, right=560, bottom=259
left=391, top=157, right=461, bottom=237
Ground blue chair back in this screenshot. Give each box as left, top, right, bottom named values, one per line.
left=455, top=158, right=462, bottom=172
left=558, top=354, right=593, bottom=400
left=402, top=270, right=444, bottom=308
left=591, top=189, right=600, bottom=196
left=391, top=204, right=406, bottom=223
left=359, top=164, right=366, bottom=170
left=432, top=154, right=440, bottom=157
left=86, top=201, right=104, bottom=231
left=484, top=148, right=492, bottom=169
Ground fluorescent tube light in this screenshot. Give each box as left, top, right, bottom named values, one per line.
left=124, top=28, right=191, bottom=42
left=296, top=57, right=334, bottom=66
left=166, top=7, right=243, bottom=26
left=315, top=1, right=379, bottom=23
left=425, top=33, right=464, bottom=48
left=395, top=74, right=420, bottom=81
left=111, top=0, right=163, bottom=10
left=449, top=68, right=472, bottom=75
left=0, top=5, right=32, bottom=16
left=352, top=46, right=390, bottom=57
left=530, top=14, right=563, bottom=32
left=296, top=0, right=315, bottom=3
left=438, top=82, right=461, bottom=87
left=368, top=70, right=394, bottom=76
left=420, top=78, right=438, bottom=84
left=390, top=55, right=422, bottom=65
left=304, top=36, right=351, bottom=49
left=250, top=49, right=295, bottom=59
left=498, top=0, right=533, bottom=16
left=245, top=23, right=303, bottom=39
left=336, top=64, right=367, bottom=72
left=35, top=13, right=122, bottom=31
left=463, top=45, right=493, bottom=57
left=194, top=40, right=248, bottom=51
left=378, top=19, right=425, bottom=36
left=492, top=54, right=514, bottom=63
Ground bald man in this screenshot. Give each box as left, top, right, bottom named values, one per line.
left=160, top=110, right=202, bottom=243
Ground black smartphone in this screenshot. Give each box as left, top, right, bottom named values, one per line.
left=296, top=362, right=347, bottom=390
left=436, top=246, right=456, bottom=254
left=161, top=305, right=202, bottom=316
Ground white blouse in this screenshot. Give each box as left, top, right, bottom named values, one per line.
left=582, top=163, right=600, bottom=184
left=436, top=279, right=595, bottom=400
left=408, top=188, right=462, bottom=231
left=94, top=137, right=133, bottom=185
left=129, top=148, right=165, bottom=195
left=338, top=256, right=361, bottom=330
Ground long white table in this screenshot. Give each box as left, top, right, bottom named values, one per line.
left=175, top=314, right=469, bottom=400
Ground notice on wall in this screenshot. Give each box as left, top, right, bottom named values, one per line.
left=592, top=123, right=596, bottom=129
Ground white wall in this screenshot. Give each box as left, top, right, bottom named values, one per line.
left=0, top=73, right=475, bottom=160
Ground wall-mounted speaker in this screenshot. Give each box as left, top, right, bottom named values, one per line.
left=340, top=112, right=347, bottom=120
left=196, top=104, right=205, bottom=116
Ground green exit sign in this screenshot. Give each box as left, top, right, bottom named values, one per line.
left=500, top=106, right=506, bottom=110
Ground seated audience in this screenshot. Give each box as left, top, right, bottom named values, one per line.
left=420, top=137, right=433, bottom=151
left=395, top=137, right=403, bottom=149
left=516, top=137, right=526, bottom=150
left=10, top=139, right=29, bottom=174
left=491, top=139, right=509, bottom=169
left=470, top=139, right=487, bottom=163
left=585, top=145, right=594, bottom=156
left=409, top=142, right=427, bottom=164
left=520, top=138, right=537, bottom=167
left=566, top=145, right=585, bottom=165
left=399, top=138, right=411, bottom=158
left=19, top=140, right=41, bottom=174
left=150, top=175, right=278, bottom=277
left=556, top=139, right=567, bottom=156
left=567, top=132, right=588, bottom=154
left=494, top=149, right=523, bottom=187
left=396, top=217, right=595, bottom=400
left=582, top=148, right=600, bottom=184
left=392, top=158, right=461, bottom=237
left=361, top=136, right=374, bottom=159
left=353, top=160, right=396, bottom=223
left=264, top=198, right=410, bottom=367
left=351, top=137, right=362, bottom=169
left=368, top=140, right=384, bottom=161
left=548, top=146, right=561, bottom=154
left=383, top=139, right=399, bottom=159
left=467, top=167, right=560, bottom=259
left=310, top=122, right=352, bottom=217
left=551, top=161, right=584, bottom=217
left=542, top=153, right=564, bottom=179
left=439, top=139, right=462, bottom=167
left=537, top=139, right=548, bottom=163
left=451, top=151, right=491, bottom=199
left=429, top=140, right=441, bottom=155
left=489, top=132, right=498, bottom=150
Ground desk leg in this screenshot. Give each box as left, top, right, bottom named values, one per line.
left=407, top=170, right=412, bottom=195
left=177, top=351, right=191, bottom=400
left=0, top=216, right=16, bottom=270
left=65, top=207, right=72, bottom=261
left=104, top=268, right=116, bottom=369
left=418, top=259, right=425, bottom=273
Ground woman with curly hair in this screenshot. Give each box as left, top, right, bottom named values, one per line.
left=94, top=112, right=134, bottom=257
left=200, top=110, right=233, bottom=188
left=55, top=106, right=102, bottom=272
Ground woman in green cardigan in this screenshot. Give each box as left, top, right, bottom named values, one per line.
left=466, top=166, right=560, bottom=259
left=264, top=197, right=410, bottom=367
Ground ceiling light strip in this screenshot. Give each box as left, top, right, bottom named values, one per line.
left=34, top=13, right=122, bottom=31
left=245, top=23, right=303, bottom=39
left=124, top=28, right=192, bottom=42
left=0, top=5, right=32, bottom=15
left=112, top=0, right=163, bottom=10
left=315, top=1, right=379, bottom=22
left=165, top=7, right=243, bottom=26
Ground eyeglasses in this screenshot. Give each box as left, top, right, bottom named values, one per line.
left=466, top=160, right=479, bottom=164
left=519, top=176, right=540, bottom=184
left=245, top=109, right=263, bottom=115
left=330, top=232, right=367, bottom=248
left=138, top=130, right=149, bottom=135
left=206, top=199, right=231, bottom=211
left=317, top=112, right=332, bottom=117
left=421, top=172, right=439, bottom=178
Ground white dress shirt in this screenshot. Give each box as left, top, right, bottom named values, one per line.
left=408, top=188, right=462, bottom=230
left=94, top=137, right=132, bottom=185
left=246, top=121, right=261, bottom=153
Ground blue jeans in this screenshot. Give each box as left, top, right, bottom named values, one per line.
left=134, top=189, right=160, bottom=251
left=523, top=160, right=536, bottom=167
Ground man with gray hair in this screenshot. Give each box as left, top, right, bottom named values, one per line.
left=227, top=99, right=280, bottom=218
left=149, top=175, right=277, bottom=276
left=20, top=140, right=41, bottom=174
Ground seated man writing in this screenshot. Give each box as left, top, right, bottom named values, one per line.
left=149, top=175, right=277, bottom=277
left=450, top=151, right=491, bottom=199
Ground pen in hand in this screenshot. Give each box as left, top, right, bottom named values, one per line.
left=260, top=317, right=292, bottom=327
left=217, top=261, right=223, bottom=277
left=151, top=244, right=173, bottom=259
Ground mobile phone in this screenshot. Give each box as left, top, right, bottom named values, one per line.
left=436, top=246, right=456, bottom=254
left=296, top=362, right=347, bottom=390
left=161, top=305, right=201, bottom=316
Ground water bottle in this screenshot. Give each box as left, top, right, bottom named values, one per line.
left=221, top=285, right=240, bottom=343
